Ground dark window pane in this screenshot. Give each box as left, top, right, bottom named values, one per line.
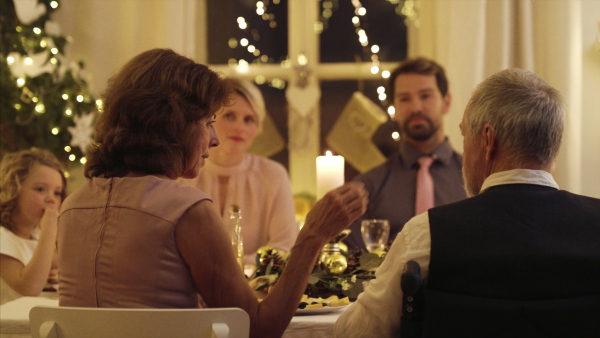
left=206, top=0, right=288, bottom=64
left=319, top=0, right=408, bottom=63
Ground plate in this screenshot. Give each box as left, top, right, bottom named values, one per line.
left=295, top=304, right=351, bottom=315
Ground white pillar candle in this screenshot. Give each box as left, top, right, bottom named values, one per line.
left=316, top=151, right=345, bottom=200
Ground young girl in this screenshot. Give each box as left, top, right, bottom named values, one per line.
left=0, top=148, right=67, bottom=304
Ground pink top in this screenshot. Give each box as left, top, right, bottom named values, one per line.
left=57, top=176, right=210, bottom=308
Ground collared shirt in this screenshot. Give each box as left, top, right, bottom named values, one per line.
left=344, top=138, right=466, bottom=251
left=334, top=169, right=559, bottom=337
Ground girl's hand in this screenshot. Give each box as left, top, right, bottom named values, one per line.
left=39, top=207, right=59, bottom=233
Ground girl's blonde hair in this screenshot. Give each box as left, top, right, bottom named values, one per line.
left=0, top=148, right=67, bottom=232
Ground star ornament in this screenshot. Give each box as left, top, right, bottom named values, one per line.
left=67, top=113, right=95, bottom=154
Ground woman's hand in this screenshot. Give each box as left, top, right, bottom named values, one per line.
left=300, top=182, right=368, bottom=245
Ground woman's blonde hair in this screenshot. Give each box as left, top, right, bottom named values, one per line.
left=0, top=148, right=67, bottom=232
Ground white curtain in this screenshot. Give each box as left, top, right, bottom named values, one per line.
left=409, top=0, right=600, bottom=197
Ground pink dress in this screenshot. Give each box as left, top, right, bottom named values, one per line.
left=57, top=176, right=210, bottom=308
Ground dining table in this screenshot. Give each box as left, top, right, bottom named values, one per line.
left=0, top=293, right=345, bottom=338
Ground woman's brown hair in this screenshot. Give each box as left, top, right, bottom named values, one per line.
left=85, top=48, right=231, bottom=179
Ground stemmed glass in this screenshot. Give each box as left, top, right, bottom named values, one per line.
left=360, top=219, right=390, bottom=252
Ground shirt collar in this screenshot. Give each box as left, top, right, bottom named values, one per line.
left=480, top=169, right=559, bottom=193
left=397, top=138, right=455, bottom=169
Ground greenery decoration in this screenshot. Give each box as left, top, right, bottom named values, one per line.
left=0, top=0, right=98, bottom=166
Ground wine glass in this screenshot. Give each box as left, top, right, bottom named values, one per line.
left=360, top=219, right=390, bottom=252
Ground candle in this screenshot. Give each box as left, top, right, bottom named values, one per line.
left=316, top=151, right=345, bottom=200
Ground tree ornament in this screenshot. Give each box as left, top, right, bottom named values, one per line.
left=67, top=113, right=95, bottom=154
left=14, top=0, right=46, bottom=25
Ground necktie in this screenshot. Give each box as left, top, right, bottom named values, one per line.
left=415, top=156, right=435, bottom=215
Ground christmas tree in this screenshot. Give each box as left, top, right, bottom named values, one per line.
left=0, top=0, right=98, bottom=167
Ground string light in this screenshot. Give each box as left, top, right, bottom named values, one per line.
left=33, top=27, right=41, bottom=34
left=76, top=95, right=84, bottom=102
left=35, top=102, right=45, bottom=114
left=62, top=94, right=69, bottom=100
left=51, top=127, right=59, bottom=135
left=50, top=1, right=59, bottom=9
left=392, top=131, right=400, bottom=140
left=381, top=70, right=391, bottom=78
left=79, top=157, right=87, bottom=164
left=64, top=146, right=71, bottom=152
left=16, top=78, right=25, bottom=87
left=7, top=56, right=14, bottom=64
left=69, top=154, right=76, bottom=162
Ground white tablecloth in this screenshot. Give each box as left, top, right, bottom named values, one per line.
left=0, top=295, right=342, bottom=338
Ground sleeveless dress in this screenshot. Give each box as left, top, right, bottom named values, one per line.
left=57, top=176, right=211, bottom=308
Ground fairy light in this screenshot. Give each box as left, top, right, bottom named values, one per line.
left=14, top=103, right=21, bottom=110
left=392, top=131, right=400, bottom=140
left=255, top=75, right=266, bottom=84
left=371, top=66, right=379, bottom=74
left=62, top=94, right=69, bottom=100
left=357, top=7, right=367, bottom=16
left=371, top=45, right=380, bottom=54
left=63, top=171, right=70, bottom=178
left=40, top=39, right=47, bottom=48
left=240, top=38, right=249, bottom=47
left=65, top=107, right=72, bottom=116
left=236, top=59, right=249, bottom=73
left=378, top=93, right=387, bottom=101
left=24, top=57, right=33, bottom=65
left=69, top=154, right=76, bottom=162
left=50, top=58, right=57, bottom=64
left=51, top=127, right=59, bottom=135
left=50, top=1, right=58, bottom=9
left=7, top=56, right=14, bottom=64
left=33, top=27, right=42, bottom=34
left=16, top=78, right=25, bottom=87
left=16, top=26, right=22, bottom=32
left=377, top=86, right=385, bottom=94
left=35, top=103, right=46, bottom=113
left=228, top=38, right=238, bottom=48
left=248, top=45, right=256, bottom=53
left=237, top=17, right=247, bottom=30
left=51, top=48, right=58, bottom=55
left=64, top=146, right=72, bottom=152
left=76, top=95, right=84, bottom=102
left=80, top=157, right=87, bottom=164
left=297, top=53, right=308, bottom=66
left=382, top=70, right=391, bottom=78
left=387, top=106, right=395, bottom=117
left=32, top=97, right=38, bottom=103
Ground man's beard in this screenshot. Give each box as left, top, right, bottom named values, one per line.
left=401, top=115, right=438, bottom=141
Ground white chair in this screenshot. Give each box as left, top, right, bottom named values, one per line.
left=29, top=306, right=249, bottom=338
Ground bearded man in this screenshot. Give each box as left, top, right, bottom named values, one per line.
left=344, top=57, right=466, bottom=251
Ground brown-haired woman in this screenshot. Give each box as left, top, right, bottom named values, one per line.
left=0, top=148, right=67, bottom=304
left=57, top=48, right=367, bottom=338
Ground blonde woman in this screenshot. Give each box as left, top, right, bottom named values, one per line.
left=0, top=148, right=67, bottom=304
left=180, top=78, right=298, bottom=264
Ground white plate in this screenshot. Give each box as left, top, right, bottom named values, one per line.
left=295, top=304, right=350, bottom=315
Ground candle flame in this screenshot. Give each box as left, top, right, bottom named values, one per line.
left=325, top=150, right=332, bottom=156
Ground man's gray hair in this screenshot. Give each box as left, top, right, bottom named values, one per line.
left=465, top=68, right=564, bottom=167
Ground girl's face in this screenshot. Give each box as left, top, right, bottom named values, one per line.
left=13, top=163, right=64, bottom=226
left=214, top=94, right=259, bottom=155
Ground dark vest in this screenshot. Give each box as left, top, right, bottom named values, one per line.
left=427, top=184, right=600, bottom=299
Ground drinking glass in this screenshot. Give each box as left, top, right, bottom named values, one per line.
left=361, top=219, right=390, bottom=252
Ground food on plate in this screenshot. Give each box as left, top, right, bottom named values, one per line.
left=297, top=294, right=350, bottom=309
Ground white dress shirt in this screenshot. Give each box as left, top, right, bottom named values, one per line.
left=334, top=169, right=559, bottom=337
